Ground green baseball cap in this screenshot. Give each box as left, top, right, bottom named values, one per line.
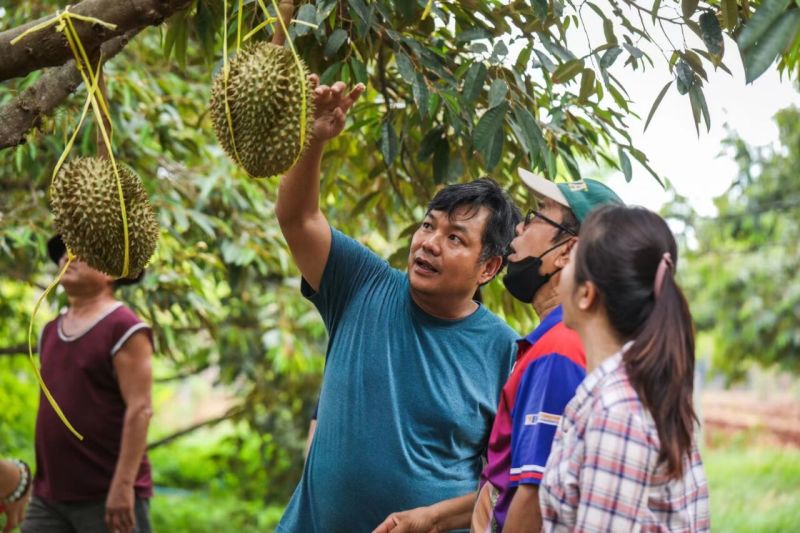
left=517, top=168, right=623, bottom=222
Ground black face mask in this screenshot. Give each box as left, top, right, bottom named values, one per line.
left=503, top=240, right=570, bottom=303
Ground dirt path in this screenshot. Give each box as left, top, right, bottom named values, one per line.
left=701, top=390, right=800, bottom=447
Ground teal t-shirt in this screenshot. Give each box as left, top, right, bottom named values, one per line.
left=277, top=228, right=517, bottom=532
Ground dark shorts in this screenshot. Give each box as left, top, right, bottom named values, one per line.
left=21, top=496, right=151, bottom=533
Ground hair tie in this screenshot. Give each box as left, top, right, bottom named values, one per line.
left=654, top=252, right=674, bottom=298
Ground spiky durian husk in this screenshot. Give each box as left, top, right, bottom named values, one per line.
left=210, top=41, right=314, bottom=178
left=51, top=157, right=159, bottom=278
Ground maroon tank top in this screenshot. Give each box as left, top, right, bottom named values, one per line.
left=33, top=303, right=154, bottom=501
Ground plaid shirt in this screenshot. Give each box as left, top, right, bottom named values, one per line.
left=540, top=349, right=710, bottom=532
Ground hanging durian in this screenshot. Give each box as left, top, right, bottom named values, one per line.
left=50, top=157, right=159, bottom=278
left=210, top=41, right=314, bottom=178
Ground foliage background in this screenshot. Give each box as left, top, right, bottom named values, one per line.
left=1, top=0, right=799, bottom=530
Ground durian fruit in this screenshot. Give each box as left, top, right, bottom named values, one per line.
left=51, top=157, right=159, bottom=278
left=210, top=41, right=314, bottom=178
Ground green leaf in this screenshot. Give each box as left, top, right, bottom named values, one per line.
left=737, top=0, right=792, bottom=51
left=721, top=0, right=739, bottom=31
left=515, top=44, right=534, bottom=71
left=457, top=28, right=492, bottom=42
left=418, top=126, right=444, bottom=160
left=699, top=11, right=724, bottom=57
left=682, top=0, right=699, bottom=19
left=473, top=102, right=508, bottom=165
left=462, top=62, right=487, bottom=106
left=294, top=4, right=317, bottom=37
left=319, top=61, right=341, bottom=85
left=396, top=52, right=415, bottom=81
left=681, top=50, right=709, bottom=80
left=743, top=9, right=800, bottom=82
left=688, top=86, right=702, bottom=136
left=380, top=118, right=398, bottom=166
left=483, top=128, right=505, bottom=171
left=433, top=137, right=450, bottom=183
left=599, top=47, right=623, bottom=69
left=675, top=59, right=694, bottom=94
left=532, top=0, right=548, bottom=20
left=644, top=81, right=672, bottom=131
left=618, top=147, right=633, bottom=182
left=603, top=19, right=617, bottom=45
left=651, top=0, right=663, bottom=25
left=488, top=79, right=509, bottom=108
left=413, top=73, right=430, bottom=119
left=513, top=106, right=546, bottom=162
left=552, top=59, right=585, bottom=83
left=348, top=58, right=367, bottom=85
left=324, top=28, right=348, bottom=58
left=578, top=69, right=596, bottom=102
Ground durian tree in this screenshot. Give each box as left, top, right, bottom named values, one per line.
left=1, top=0, right=799, bottom=506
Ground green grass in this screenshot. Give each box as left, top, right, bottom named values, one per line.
left=705, top=439, right=800, bottom=532
left=150, top=492, right=283, bottom=531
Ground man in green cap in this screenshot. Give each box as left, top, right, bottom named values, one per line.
left=375, top=170, right=624, bottom=532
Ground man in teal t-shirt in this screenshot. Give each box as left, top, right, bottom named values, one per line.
left=275, top=77, right=520, bottom=532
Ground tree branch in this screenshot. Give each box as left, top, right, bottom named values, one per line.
left=0, top=0, right=192, bottom=83
left=0, top=345, right=33, bottom=356
left=146, top=408, right=243, bottom=450
left=0, top=29, right=139, bottom=149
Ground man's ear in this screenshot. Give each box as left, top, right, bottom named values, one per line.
left=554, top=237, right=578, bottom=269
left=478, top=255, right=503, bottom=285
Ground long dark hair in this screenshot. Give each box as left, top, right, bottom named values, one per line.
left=574, top=205, right=696, bottom=478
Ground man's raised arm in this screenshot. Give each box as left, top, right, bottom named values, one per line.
left=275, top=76, right=365, bottom=291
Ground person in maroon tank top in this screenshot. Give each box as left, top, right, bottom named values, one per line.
left=21, top=235, right=154, bottom=533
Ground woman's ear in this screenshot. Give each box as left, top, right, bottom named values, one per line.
left=554, top=237, right=578, bottom=269
left=577, top=279, right=597, bottom=312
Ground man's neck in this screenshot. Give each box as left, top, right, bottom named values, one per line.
left=67, top=291, right=116, bottom=317
left=531, top=279, right=560, bottom=321
left=410, top=288, right=478, bottom=321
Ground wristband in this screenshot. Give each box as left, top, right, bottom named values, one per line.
left=1, top=459, right=31, bottom=505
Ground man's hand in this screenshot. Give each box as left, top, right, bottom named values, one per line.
left=309, top=75, right=365, bottom=143
left=2, top=485, right=31, bottom=533
left=372, top=506, right=439, bottom=533
left=105, top=481, right=135, bottom=533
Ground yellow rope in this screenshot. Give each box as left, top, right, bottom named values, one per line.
left=222, top=0, right=254, bottom=178
left=266, top=0, right=308, bottom=170
left=13, top=8, right=128, bottom=440
left=422, top=0, right=434, bottom=19
left=63, top=16, right=129, bottom=279
left=27, top=253, right=83, bottom=440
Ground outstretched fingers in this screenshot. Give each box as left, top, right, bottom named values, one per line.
left=341, top=83, right=366, bottom=113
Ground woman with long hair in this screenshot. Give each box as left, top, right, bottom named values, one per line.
left=540, top=205, right=710, bottom=531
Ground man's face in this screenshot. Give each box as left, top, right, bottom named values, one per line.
left=407, top=205, right=498, bottom=299
left=559, top=242, right=579, bottom=329
left=58, top=253, right=114, bottom=294
left=508, top=197, right=570, bottom=273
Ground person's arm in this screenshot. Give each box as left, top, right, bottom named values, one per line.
left=505, top=354, right=586, bottom=533
left=503, top=485, right=541, bottom=533
left=372, top=492, right=475, bottom=533
left=304, top=419, right=317, bottom=462
left=275, top=76, right=365, bottom=291
left=106, top=331, right=153, bottom=533
left=1, top=459, right=32, bottom=533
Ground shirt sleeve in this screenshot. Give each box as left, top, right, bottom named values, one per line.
left=300, top=227, right=390, bottom=333
left=574, top=405, right=657, bottom=531
left=509, top=353, right=585, bottom=486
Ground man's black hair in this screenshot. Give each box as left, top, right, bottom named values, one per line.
left=426, top=178, right=522, bottom=273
